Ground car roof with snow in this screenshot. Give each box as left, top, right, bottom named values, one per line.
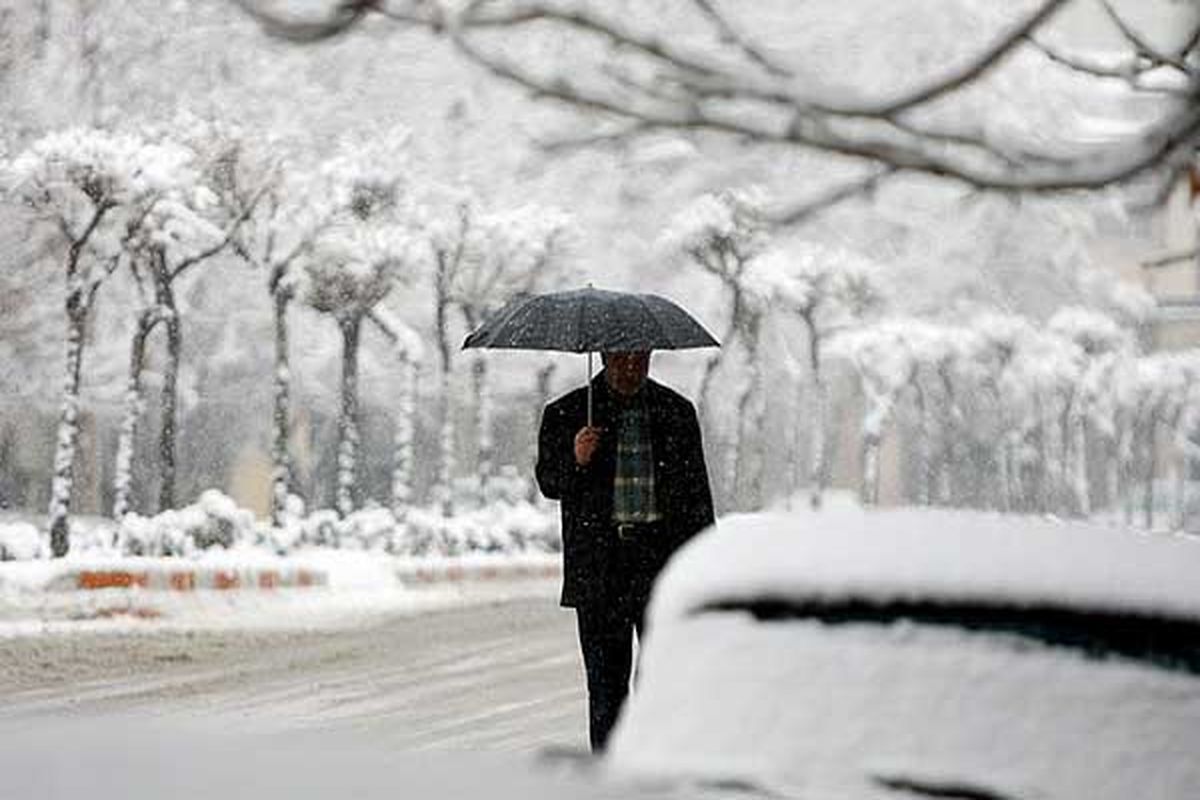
left=649, top=508, right=1200, bottom=627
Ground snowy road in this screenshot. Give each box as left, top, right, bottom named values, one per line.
left=0, top=596, right=588, bottom=753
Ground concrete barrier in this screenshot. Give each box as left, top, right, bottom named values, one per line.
left=43, top=566, right=329, bottom=593
left=31, top=558, right=560, bottom=593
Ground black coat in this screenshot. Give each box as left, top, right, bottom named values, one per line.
left=536, top=372, right=715, bottom=611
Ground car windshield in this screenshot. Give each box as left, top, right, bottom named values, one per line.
left=695, top=598, right=1200, bottom=676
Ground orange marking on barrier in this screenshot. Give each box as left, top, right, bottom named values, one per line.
left=259, top=571, right=279, bottom=589
left=446, top=565, right=465, bottom=582
left=77, top=571, right=148, bottom=590
left=168, top=572, right=195, bottom=591
left=480, top=566, right=499, bottom=580
left=213, top=571, right=240, bottom=590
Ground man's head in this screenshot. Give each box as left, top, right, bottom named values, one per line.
left=602, top=351, right=651, bottom=397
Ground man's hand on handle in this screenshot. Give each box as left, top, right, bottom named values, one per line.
left=574, top=426, right=603, bottom=467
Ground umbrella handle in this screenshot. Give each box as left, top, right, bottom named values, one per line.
left=587, top=351, right=594, bottom=428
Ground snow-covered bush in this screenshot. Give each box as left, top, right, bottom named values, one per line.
left=397, top=500, right=560, bottom=557
left=275, top=496, right=559, bottom=557
left=0, top=522, right=42, bottom=561
left=116, top=490, right=256, bottom=556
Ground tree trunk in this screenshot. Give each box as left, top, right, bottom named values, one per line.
left=157, top=303, right=182, bottom=513
left=336, top=316, right=362, bottom=519
left=1070, top=410, right=1090, bottom=517
left=1104, top=431, right=1120, bottom=514
left=434, top=265, right=455, bottom=517
left=270, top=288, right=293, bottom=527
left=808, top=378, right=827, bottom=510
left=1169, top=411, right=1187, bottom=532
left=912, top=382, right=932, bottom=506
left=48, top=304, right=88, bottom=557
left=937, top=369, right=959, bottom=505
left=1119, top=420, right=1135, bottom=525
left=1036, top=403, right=1053, bottom=513
left=437, top=367, right=456, bottom=517
left=472, top=354, right=493, bottom=506
left=728, top=315, right=764, bottom=510
left=391, top=359, right=417, bottom=522
left=698, top=289, right=743, bottom=431
left=862, top=433, right=880, bottom=506
left=1143, top=417, right=1157, bottom=530
left=113, top=310, right=156, bottom=521
left=803, top=315, right=826, bottom=510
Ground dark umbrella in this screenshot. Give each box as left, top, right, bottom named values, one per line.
left=462, top=287, right=719, bottom=425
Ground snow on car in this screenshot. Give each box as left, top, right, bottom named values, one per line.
left=606, top=508, right=1200, bottom=800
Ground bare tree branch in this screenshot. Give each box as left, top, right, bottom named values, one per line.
left=817, top=0, right=1072, bottom=116
left=1028, top=36, right=1141, bottom=80
left=773, top=168, right=897, bottom=226
left=1099, top=0, right=1191, bottom=74
left=532, top=122, right=657, bottom=154
left=234, top=0, right=1198, bottom=205
left=1143, top=248, right=1199, bottom=269
left=461, top=2, right=722, bottom=78
left=687, top=0, right=792, bottom=78
left=170, top=182, right=271, bottom=279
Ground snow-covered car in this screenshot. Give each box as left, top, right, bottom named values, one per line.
left=606, top=508, right=1200, bottom=800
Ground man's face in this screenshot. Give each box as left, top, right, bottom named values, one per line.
left=603, top=351, right=651, bottom=396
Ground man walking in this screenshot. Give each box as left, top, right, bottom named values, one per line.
left=536, top=350, right=715, bottom=752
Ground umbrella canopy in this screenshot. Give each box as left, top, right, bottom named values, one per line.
left=461, top=287, right=719, bottom=352
left=461, top=287, right=719, bottom=427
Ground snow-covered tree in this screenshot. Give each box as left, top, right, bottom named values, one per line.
left=3, top=127, right=197, bottom=555
left=367, top=307, right=426, bottom=526
left=661, top=187, right=770, bottom=508
left=420, top=189, right=476, bottom=517
left=830, top=319, right=923, bottom=505
left=111, top=118, right=264, bottom=519
left=751, top=241, right=885, bottom=507
left=1111, top=352, right=1200, bottom=530
left=453, top=203, right=573, bottom=501
left=227, top=135, right=338, bottom=527
left=1046, top=307, right=1131, bottom=516
left=304, top=222, right=412, bottom=519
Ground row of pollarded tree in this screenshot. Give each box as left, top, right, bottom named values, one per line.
left=2, top=118, right=573, bottom=556
left=833, top=312, right=1200, bottom=529
left=661, top=188, right=1198, bottom=529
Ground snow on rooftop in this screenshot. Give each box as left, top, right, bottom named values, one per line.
left=649, top=508, right=1200, bottom=627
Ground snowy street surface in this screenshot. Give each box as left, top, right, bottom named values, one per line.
left=0, top=593, right=588, bottom=754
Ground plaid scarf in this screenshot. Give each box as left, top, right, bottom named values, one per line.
left=611, top=394, right=661, bottom=524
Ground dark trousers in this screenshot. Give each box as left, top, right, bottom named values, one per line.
left=576, top=604, right=643, bottom=752
left=574, top=529, right=659, bottom=752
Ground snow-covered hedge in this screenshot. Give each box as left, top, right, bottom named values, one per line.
left=118, top=489, right=256, bottom=557
left=0, top=521, right=42, bottom=561
left=0, top=490, right=560, bottom=561
left=264, top=499, right=560, bottom=557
